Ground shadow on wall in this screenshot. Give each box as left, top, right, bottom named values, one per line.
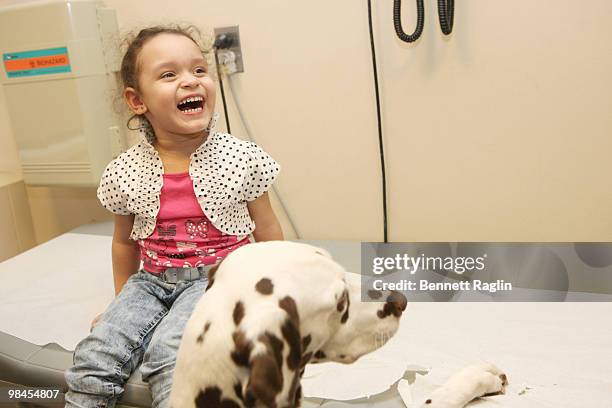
left=25, top=185, right=111, bottom=245
left=0, top=179, right=36, bottom=261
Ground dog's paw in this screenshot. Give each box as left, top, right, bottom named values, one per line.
left=478, top=362, right=508, bottom=396
left=478, top=370, right=506, bottom=397
left=421, top=362, right=508, bottom=408
left=500, top=373, right=509, bottom=386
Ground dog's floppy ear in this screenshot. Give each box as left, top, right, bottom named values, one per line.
left=244, top=332, right=284, bottom=407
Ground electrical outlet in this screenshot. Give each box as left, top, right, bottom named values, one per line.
left=214, top=25, right=244, bottom=73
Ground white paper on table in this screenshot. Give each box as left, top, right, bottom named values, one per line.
left=397, top=379, right=413, bottom=406
left=0, top=233, right=115, bottom=350
left=392, top=302, right=612, bottom=407
left=301, top=272, right=414, bottom=400
left=302, top=329, right=412, bottom=400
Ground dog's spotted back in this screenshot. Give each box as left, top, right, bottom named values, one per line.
left=170, top=241, right=407, bottom=408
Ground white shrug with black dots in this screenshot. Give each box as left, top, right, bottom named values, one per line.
left=97, top=132, right=280, bottom=240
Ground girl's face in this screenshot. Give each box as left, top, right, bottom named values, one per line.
left=124, top=33, right=216, bottom=139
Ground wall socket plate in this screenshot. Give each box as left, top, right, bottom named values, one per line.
left=214, top=25, right=244, bottom=73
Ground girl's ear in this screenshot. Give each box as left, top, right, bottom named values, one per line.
left=124, top=87, right=148, bottom=115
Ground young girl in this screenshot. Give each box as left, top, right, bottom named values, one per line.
left=64, top=25, right=283, bottom=408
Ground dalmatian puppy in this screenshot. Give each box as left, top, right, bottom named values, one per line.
left=169, top=241, right=407, bottom=408
left=421, top=362, right=508, bottom=408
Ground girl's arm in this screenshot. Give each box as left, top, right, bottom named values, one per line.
left=247, top=192, right=284, bottom=242
left=112, top=214, right=141, bottom=295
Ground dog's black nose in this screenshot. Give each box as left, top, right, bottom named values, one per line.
left=377, top=291, right=408, bottom=318
left=387, top=291, right=407, bottom=315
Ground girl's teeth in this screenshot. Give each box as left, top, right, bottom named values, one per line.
left=180, top=96, right=204, bottom=104
left=183, top=107, right=203, bottom=114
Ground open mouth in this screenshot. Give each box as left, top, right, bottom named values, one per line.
left=177, top=96, right=204, bottom=114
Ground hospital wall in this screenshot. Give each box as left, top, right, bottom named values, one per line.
left=0, top=0, right=611, bottom=256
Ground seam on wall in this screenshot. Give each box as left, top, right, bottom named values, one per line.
left=6, top=184, right=23, bottom=252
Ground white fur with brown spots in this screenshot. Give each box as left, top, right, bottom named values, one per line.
left=170, top=241, right=407, bottom=408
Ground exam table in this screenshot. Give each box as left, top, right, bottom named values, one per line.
left=1, top=223, right=611, bottom=407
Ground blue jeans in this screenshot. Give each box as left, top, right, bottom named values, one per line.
left=64, top=270, right=207, bottom=408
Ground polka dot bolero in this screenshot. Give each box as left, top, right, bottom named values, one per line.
left=97, top=131, right=280, bottom=240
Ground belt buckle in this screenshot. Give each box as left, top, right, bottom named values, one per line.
left=162, top=268, right=179, bottom=284
left=161, top=266, right=209, bottom=283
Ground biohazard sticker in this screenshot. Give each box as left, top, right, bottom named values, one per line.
left=3, top=47, right=71, bottom=78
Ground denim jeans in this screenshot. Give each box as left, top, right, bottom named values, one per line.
left=64, top=270, right=208, bottom=408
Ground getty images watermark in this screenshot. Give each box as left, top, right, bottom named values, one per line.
left=370, top=252, right=512, bottom=293
left=358, top=243, right=612, bottom=302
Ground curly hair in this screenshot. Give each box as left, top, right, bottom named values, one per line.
left=120, top=24, right=211, bottom=91
left=119, top=24, right=213, bottom=133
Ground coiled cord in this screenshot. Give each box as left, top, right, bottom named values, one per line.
left=438, top=0, right=454, bottom=35
left=393, top=0, right=425, bottom=43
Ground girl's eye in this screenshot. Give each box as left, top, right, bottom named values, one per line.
left=195, top=67, right=207, bottom=74
left=161, top=72, right=175, bottom=79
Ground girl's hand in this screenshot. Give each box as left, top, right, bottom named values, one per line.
left=90, top=313, right=104, bottom=331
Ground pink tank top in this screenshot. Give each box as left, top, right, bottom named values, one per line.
left=139, top=172, right=250, bottom=274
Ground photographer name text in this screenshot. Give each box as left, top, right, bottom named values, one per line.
left=372, top=279, right=512, bottom=293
